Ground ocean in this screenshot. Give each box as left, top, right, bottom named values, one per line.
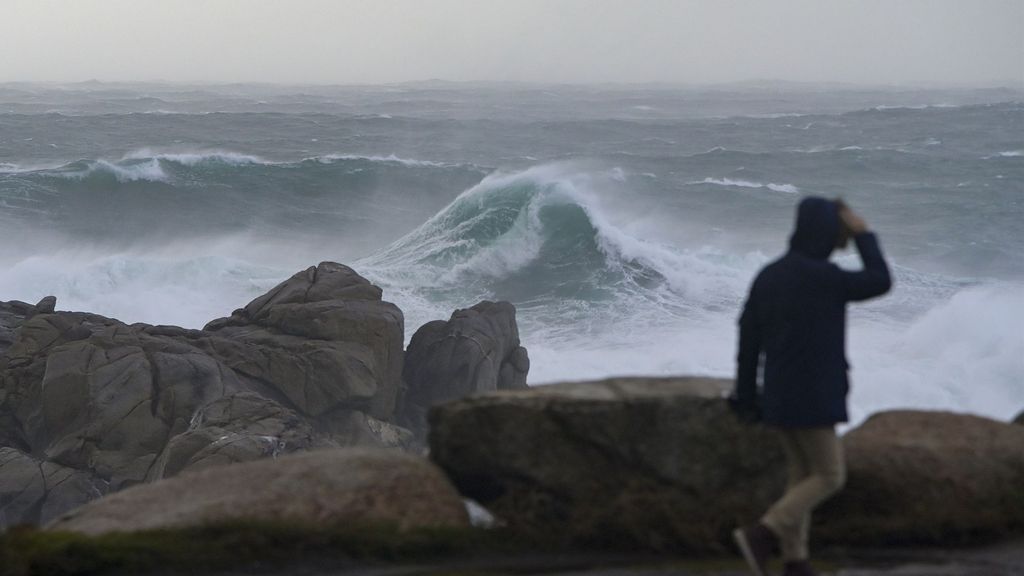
left=1, top=81, right=1021, bottom=426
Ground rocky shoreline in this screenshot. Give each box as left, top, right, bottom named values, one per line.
left=1, top=262, right=1022, bottom=574
left=0, top=262, right=526, bottom=528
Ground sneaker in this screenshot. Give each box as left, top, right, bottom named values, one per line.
left=781, top=560, right=818, bottom=576
left=732, top=523, right=776, bottom=576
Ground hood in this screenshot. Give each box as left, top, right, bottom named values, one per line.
left=788, top=196, right=840, bottom=259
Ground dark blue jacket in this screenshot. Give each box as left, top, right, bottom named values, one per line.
left=735, top=197, right=892, bottom=428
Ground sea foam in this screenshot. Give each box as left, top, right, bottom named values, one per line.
left=693, top=177, right=800, bottom=194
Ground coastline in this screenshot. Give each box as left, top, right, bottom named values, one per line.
left=1, top=262, right=1022, bottom=575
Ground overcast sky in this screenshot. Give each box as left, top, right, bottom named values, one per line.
left=3, top=0, right=1022, bottom=86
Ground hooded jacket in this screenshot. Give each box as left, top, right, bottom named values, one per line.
left=735, top=197, right=892, bottom=427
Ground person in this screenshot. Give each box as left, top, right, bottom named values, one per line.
left=730, top=197, right=892, bottom=576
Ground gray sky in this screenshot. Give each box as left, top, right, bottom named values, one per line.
left=3, top=0, right=1022, bottom=86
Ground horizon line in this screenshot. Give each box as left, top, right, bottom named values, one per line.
left=2, top=78, right=1023, bottom=92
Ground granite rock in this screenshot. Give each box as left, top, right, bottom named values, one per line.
left=400, top=301, right=529, bottom=439
left=48, top=448, right=469, bottom=535
left=818, top=410, right=1024, bottom=545
left=428, top=377, right=784, bottom=552
left=0, top=263, right=412, bottom=528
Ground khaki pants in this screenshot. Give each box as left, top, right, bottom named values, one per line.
left=761, top=427, right=846, bottom=561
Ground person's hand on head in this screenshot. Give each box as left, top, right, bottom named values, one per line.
left=836, top=199, right=868, bottom=236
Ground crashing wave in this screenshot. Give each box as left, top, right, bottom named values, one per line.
left=358, top=164, right=756, bottom=311
left=56, top=159, right=169, bottom=183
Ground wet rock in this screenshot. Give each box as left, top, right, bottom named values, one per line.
left=1013, top=411, right=1023, bottom=425
left=428, top=377, right=784, bottom=552
left=48, top=448, right=469, bottom=535
left=400, top=301, right=529, bottom=438
left=818, top=410, right=1024, bottom=545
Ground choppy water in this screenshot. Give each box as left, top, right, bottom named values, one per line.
left=1, top=82, right=1022, bottom=424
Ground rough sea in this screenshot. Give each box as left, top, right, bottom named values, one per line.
left=1, top=82, right=1021, bottom=425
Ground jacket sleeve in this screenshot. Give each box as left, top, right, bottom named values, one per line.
left=839, top=232, right=892, bottom=302
left=735, top=281, right=762, bottom=405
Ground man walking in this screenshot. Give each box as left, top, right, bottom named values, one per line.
left=731, top=197, right=892, bottom=576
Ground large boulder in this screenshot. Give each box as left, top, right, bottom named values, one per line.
left=7, top=315, right=248, bottom=491
left=1014, top=411, right=1023, bottom=425
left=818, top=410, right=1024, bottom=545
left=400, top=301, right=529, bottom=438
left=47, top=448, right=469, bottom=536
left=205, top=262, right=404, bottom=420
left=0, top=263, right=413, bottom=528
left=428, top=377, right=784, bottom=552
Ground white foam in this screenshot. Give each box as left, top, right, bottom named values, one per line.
left=0, top=242, right=289, bottom=328
left=870, top=103, right=960, bottom=111
left=60, top=159, right=169, bottom=183
left=312, top=153, right=453, bottom=168
left=124, top=148, right=266, bottom=166
left=846, top=283, right=1024, bottom=424
left=525, top=270, right=1024, bottom=427
left=998, top=150, right=1023, bottom=157
left=694, top=177, right=799, bottom=194
left=743, top=112, right=809, bottom=119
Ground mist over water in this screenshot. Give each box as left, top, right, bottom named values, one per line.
left=1, top=82, right=1022, bottom=425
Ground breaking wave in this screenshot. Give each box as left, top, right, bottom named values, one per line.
left=359, top=164, right=766, bottom=318
left=123, top=149, right=266, bottom=166
left=691, top=177, right=800, bottom=194
left=4, top=149, right=469, bottom=183
left=54, top=158, right=169, bottom=183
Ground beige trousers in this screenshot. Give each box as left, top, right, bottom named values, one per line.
left=761, top=427, right=846, bottom=561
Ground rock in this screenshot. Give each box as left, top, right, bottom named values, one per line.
left=205, top=262, right=404, bottom=419
left=428, top=377, right=784, bottom=552
left=1013, top=411, right=1023, bottom=425
left=0, top=296, right=58, bottom=358
left=0, top=262, right=413, bottom=528
left=316, top=407, right=417, bottom=451
left=192, top=329, right=380, bottom=417
left=34, top=296, right=57, bottom=315
left=151, top=392, right=317, bottom=478
left=817, top=410, right=1024, bottom=545
left=13, top=318, right=247, bottom=490
left=400, top=301, right=529, bottom=438
left=0, top=447, right=106, bottom=526
left=47, top=448, right=469, bottom=535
